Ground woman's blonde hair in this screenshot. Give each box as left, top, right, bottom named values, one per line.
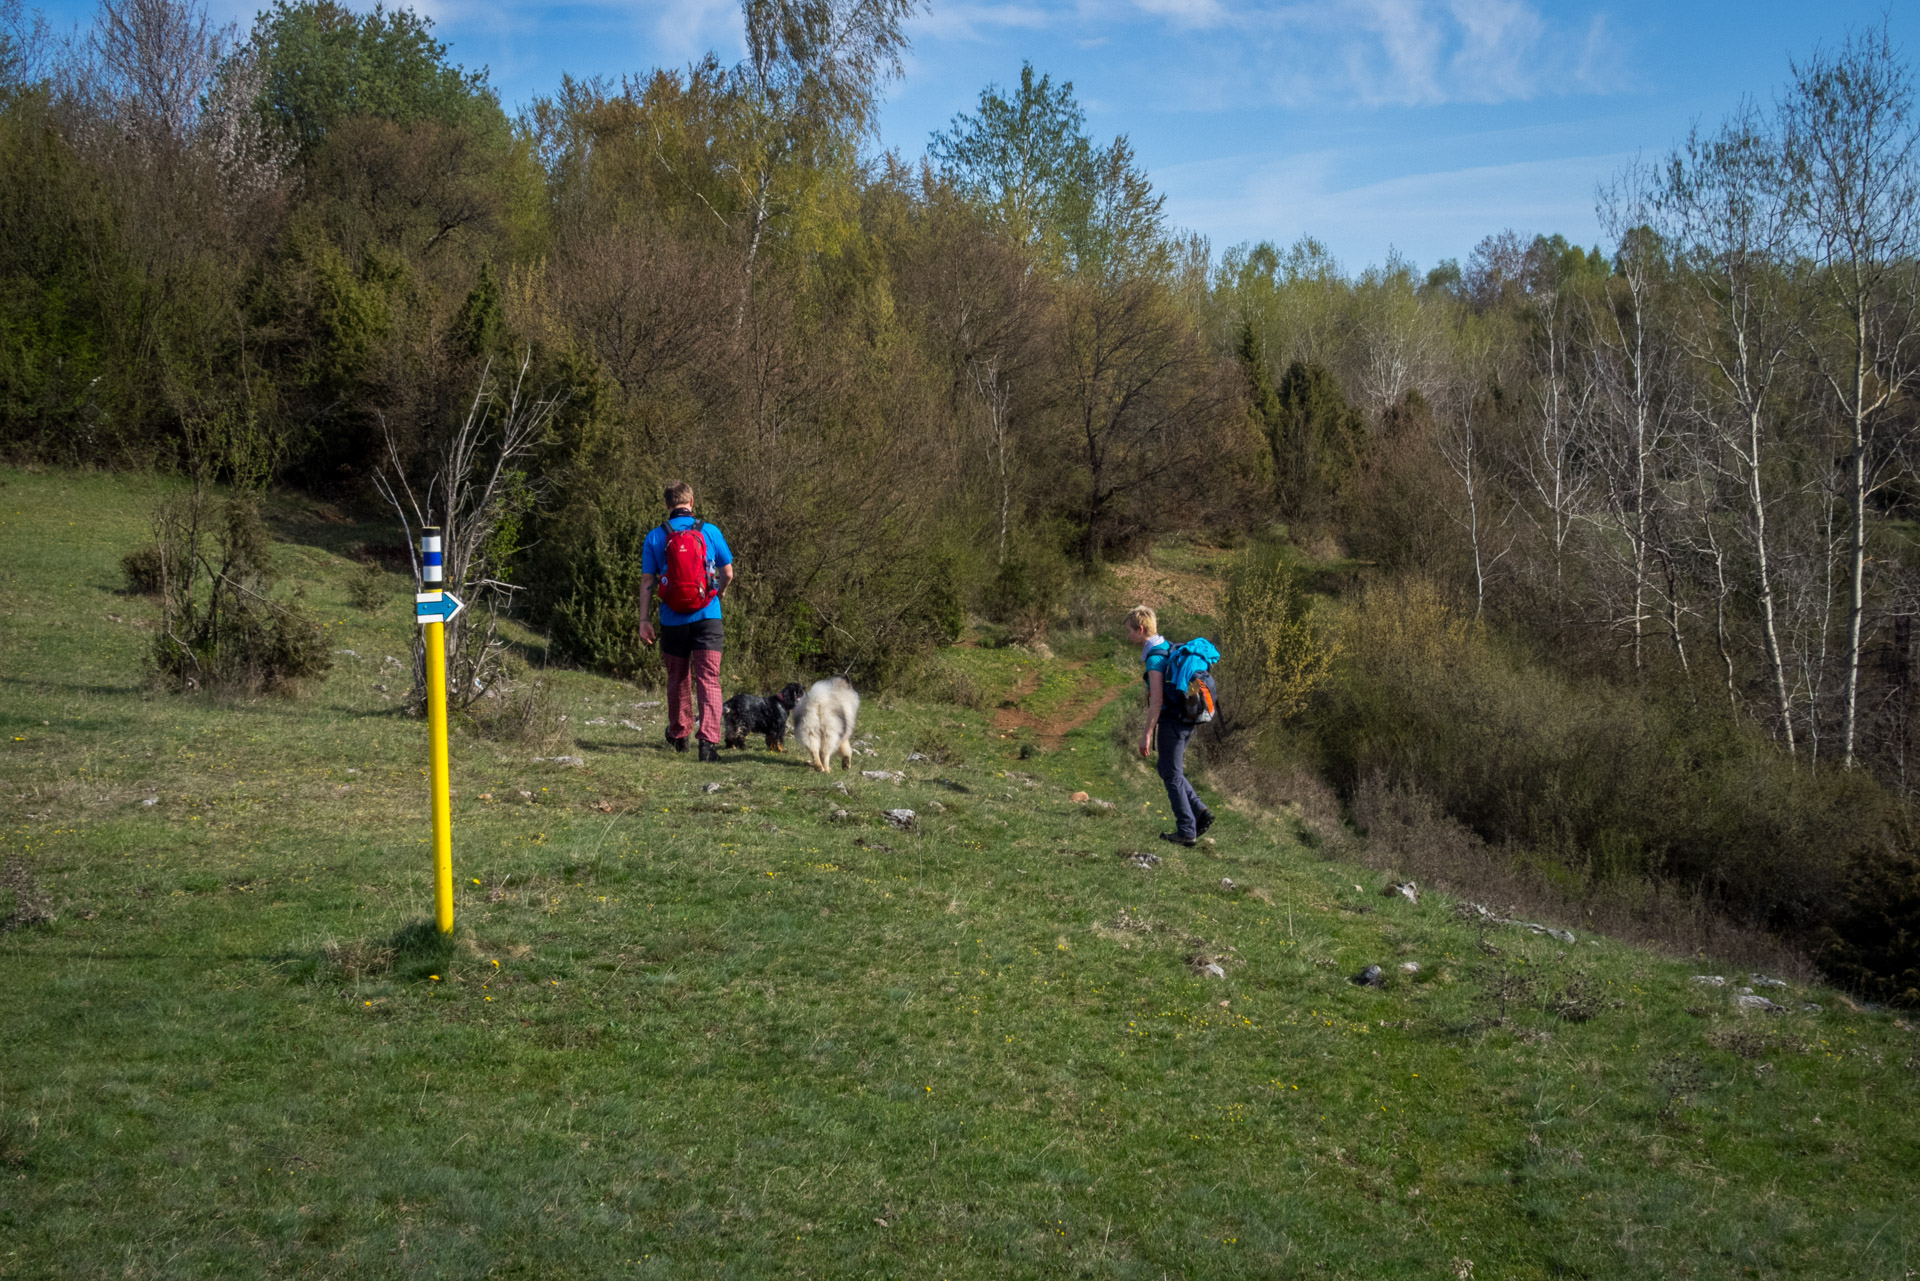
left=1126, top=604, right=1157, bottom=636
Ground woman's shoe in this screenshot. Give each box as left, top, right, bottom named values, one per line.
left=1159, top=831, right=1197, bottom=848
left=1195, top=809, right=1215, bottom=837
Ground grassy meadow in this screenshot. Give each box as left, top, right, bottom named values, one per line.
left=2, top=466, right=1919, bottom=1279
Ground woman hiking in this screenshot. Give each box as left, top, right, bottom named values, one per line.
left=1126, top=605, right=1215, bottom=848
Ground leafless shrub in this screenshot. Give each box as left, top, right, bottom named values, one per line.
left=346, top=561, right=387, bottom=613
left=373, top=354, right=563, bottom=715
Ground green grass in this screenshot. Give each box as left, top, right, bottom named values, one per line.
left=3, top=465, right=1919, bottom=1278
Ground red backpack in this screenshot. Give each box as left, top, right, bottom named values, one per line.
left=658, top=521, right=716, bottom=614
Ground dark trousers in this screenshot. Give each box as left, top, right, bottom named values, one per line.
left=1156, top=716, right=1210, bottom=839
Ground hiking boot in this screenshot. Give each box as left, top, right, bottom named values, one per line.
left=1195, top=809, right=1215, bottom=838
left=698, top=740, right=720, bottom=764
left=1159, top=831, right=1198, bottom=848
left=665, top=732, right=688, bottom=753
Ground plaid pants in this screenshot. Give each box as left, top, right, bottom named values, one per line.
left=663, top=649, right=723, bottom=744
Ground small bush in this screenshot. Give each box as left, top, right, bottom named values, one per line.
left=148, top=491, right=333, bottom=695
left=121, top=545, right=165, bottom=595
left=346, top=561, right=388, bottom=612
left=1216, top=548, right=1336, bottom=741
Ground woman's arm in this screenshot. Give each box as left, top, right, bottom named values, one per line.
left=1139, top=671, right=1163, bottom=757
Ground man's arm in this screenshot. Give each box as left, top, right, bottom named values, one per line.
left=637, top=572, right=658, bottom=646
left=715, top=564, right=735, bottom=596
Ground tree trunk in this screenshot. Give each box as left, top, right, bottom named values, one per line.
left=1842, top=322, right=1869, bottom=768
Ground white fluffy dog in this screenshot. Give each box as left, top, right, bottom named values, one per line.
left=791, top=677, right=859, bottom=771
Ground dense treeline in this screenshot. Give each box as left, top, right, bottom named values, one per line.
left=0, top=0, right=1262, bottom=688
left=4, top=0, right=1919, bottom=997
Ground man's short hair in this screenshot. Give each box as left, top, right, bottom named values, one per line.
left=1127, top=605, right=1157, bottom=636
left=664, top=480, right=694, bottom=510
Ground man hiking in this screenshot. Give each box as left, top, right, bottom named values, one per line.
left=638, top=481, right=735, bottom=763
left=1126, top=605, right=1215, bottom=847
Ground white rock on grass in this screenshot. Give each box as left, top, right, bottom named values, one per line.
left=1692, top=975, right=1728, bottom=986
left=703, top=782, right=724, bottom=794
left=883, top=808, right=916, bottom=829
left=1203, top=962, right=1226, bottom=979
left=862, top=770, right=904, bottom=783
left=535, top=756, right=585, bottom=767
left=1384, top=881, right=1419, bottom=905
left=1734, top=992, right=1786, bottom=1013
left=1750, top=974, right=1790, bottom=988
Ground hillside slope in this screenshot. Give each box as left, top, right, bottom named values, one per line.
left=2, top=466, right=1917, bottom=1280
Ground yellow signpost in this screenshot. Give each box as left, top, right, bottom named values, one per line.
left=415, top=527, right=463, bottom=934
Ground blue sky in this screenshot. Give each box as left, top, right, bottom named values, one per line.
left=36, top=0, right=1920, bottom=272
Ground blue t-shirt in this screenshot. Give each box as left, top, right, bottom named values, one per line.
left=1143, top=639, right=1189, bottom=723
left=641, top=513, right=733, bottom=626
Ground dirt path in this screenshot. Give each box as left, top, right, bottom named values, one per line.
left=991, top=662, right=1130, bottom=748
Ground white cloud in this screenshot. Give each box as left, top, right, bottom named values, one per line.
left=1157, top=147, right=1627, bottom=268
left=642, top=0, right=744, bottom=62
left=915, top=3, right=1061, bottom=43
left=1131, top=0, right=1233, bottom=31
left=909, top=0, right=1626, bottom=108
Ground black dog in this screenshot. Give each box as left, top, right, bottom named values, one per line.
left=722, top=682, right=805, bottom=752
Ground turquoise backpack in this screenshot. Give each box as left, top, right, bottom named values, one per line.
left=1167, top=638, right=1221, bottom=723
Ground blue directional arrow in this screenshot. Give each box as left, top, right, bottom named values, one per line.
left=414, top=590, right=465, bottom=624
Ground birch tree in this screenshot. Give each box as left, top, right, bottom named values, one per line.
left=1592, top=166, right=1685, bottom=672
left=1781, top=24, right=1920, bottom=767
left=1660, top=108, right=1803, bottom=748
